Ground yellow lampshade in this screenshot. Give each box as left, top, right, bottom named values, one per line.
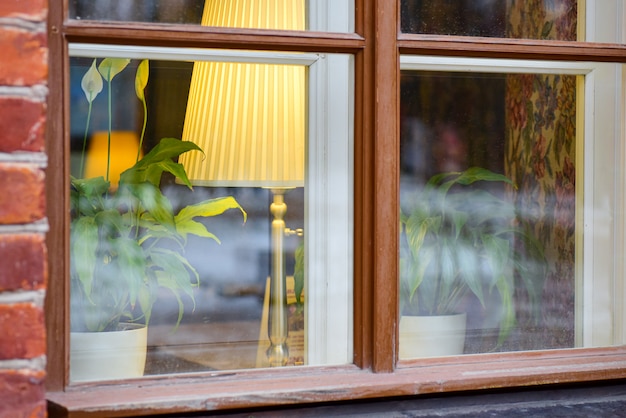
left=179, top=0, right=306, bottom=188
left=85, top=131, right=143, bottom=188
left=202, top=0, right=304, bottom=30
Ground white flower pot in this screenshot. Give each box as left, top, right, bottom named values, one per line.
left=399, top=313, right=467, bottom=359
left=70, top=323, right=148, bottom=382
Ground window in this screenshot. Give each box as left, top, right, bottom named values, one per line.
left=66, top=47, right=354, bottom=381
left=399, top=56, right=622, bottom=357
left=68, top=0, right=355, bottom=32
left=46, top=0, right=626, bottom=416
left=60, top=0, right=354, bottom=382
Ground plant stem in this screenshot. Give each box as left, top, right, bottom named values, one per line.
left=136, top=97, right=147, bottom=162
left=79, top=100, right=93, bottom=178
left=106, top=69, right=112, bottom=183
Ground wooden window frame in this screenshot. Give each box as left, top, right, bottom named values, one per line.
left=46, top=1, right=626, bottom=416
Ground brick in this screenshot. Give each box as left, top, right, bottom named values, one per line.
left=0, top=369, right=46, bottom=418
left=0, top=164, right=45, bottom=224
left=0, top=234, right=46, bottom=291
left=0, top=97, right=45, bottom=152
left=0, top=27, right=47, bottom=86
left=0, top=303, right=45, bottom=360
left=0, top=0, right=47, bottom=21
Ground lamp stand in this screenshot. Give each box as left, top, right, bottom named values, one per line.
left=267, top=188, right=290, bottom=366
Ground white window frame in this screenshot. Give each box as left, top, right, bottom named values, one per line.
left=400, top=54, right=624, bottom=349
left=307, top=0, right=355, bottom=32
left=69, top=43, right=355, bottom=367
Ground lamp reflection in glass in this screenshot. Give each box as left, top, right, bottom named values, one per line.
left=84, top=130, right=143, bottom=189
left=179, top=0, right=305, bottom=367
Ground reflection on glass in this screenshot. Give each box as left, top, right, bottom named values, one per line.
left=68, top=56, right=307, bottom=381
left=69, top=0, right=204, bottom=24
left=68, top=0, right=355, bottom=32
left=399, top=71, right=577, bottom=358
left=401, top=0, right=578, bottom=41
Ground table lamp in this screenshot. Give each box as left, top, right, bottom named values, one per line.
left=84, top=130, right=142, bottom=189
left=179, top=0, right=305, bottom=367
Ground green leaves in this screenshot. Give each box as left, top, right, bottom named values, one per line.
left=70, top=216, right=99, bottom=298
left=175, top=196, right=246, bottom=240
left=428, top=166, right=516, bottom=193
left=111, top=236, right=146, bottom=309
left=294, top=242, right=305, bottom=306
left=124, top=182, right=176, bottom=232
left=72, top=56, right=246, bottom=333
left=70, top=136, right=246, bottom=333
left=400, top=167, right=546, bottom=348
left=151, top=248, right=200, bottom=328
left=120, top=138, right=202, bottom=188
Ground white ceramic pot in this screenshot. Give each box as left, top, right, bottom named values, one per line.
left=399, top=313, right=467, bottom=359
left=70, top=323, right=148, bottom=382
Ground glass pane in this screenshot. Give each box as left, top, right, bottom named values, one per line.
left=68, top=51, right=353, bottom=381
left=401, top=0, right=578, bottom=41
left=69, top=0, right=355, bottom=32
left=399, top=70, right=580, bottom=357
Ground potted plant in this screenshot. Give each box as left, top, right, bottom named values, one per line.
left=70, top=58, right=246, bottom=381
left=399, top=167, right=546, bottom=358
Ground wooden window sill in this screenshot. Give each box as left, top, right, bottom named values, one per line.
left=47, top=347, right=626, bottom=418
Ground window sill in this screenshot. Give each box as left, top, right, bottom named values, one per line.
left=47, top=347, right=626, bottom=418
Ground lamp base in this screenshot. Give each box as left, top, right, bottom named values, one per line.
left=267, top=189, right=290, bottom=367
left=266, top=343, right=289, bottom=367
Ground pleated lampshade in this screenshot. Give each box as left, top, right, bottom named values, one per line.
left=179, top=0, right=306, bottom=188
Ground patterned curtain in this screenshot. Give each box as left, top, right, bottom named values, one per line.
left=504, top=0, right=578, bottom=350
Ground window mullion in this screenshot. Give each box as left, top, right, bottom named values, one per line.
left=46, top=0, right=71, bottom=392
left=62, top=20, right=365, bottom=54
left=398, top=35, right=626, bottom=63
left=369, top=0, right=399, bottom=373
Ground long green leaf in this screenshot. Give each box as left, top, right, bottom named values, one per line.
left=406, top=213, right=440, bottom=260
left=294, top=242, right=305, bottom=305
left=151, top=248, right=199, bottom=328
left=480, top=234, right=510, bottom=287
left=125, top=182, right=176, bottom=231
left=70, top=216, right=99, bottom=298
left=494, top=276, right=516, bottom=345
left=413, top=245, right=439, bottom=314
left=174, top=219, right=221, bottom=243
left=175, top=196, right=247, bottom=225
left=439, top=238, right=456, bottom=287
left=155, top=271, right=186, bottom=329
left=111, top=237, right=146, bottom=309
left=456, top=239, right=485, bottom=308
left=449, top=209, right=468, bottom=240
left=137, top=274, right=157, bottom=326
left=94, top=208, right=125, bottom=237
left=429, top=167, right=516, bottom=196
left=436, top=238, right=457, bottom=313
left=150, top=247, right=197, bottom=293
left=410, top=245, right=435, bottom=301
left=455, top=167, right=516, bottom=188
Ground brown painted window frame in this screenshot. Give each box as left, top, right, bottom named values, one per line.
left=46, top=1, right=626, bottom=417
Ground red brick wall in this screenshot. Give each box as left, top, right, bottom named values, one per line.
left=0, top=1, right=48, bottom=417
